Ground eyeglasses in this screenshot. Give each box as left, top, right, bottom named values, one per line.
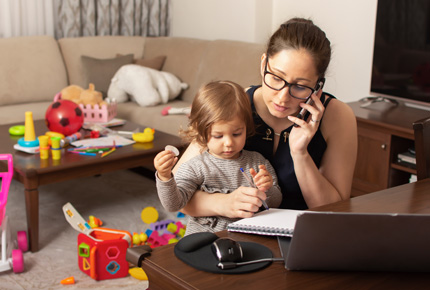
left=263, top=59, right=316, bottom=100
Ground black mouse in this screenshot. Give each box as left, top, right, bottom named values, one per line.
left=211, top=238, right=243, bottom=262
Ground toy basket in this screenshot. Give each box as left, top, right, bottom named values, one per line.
left=54, top=93, right=117, bottom=123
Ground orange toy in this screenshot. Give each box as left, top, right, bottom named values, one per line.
left=80, top=83, right=105, bottom=107
left=60, top=276, right=75, bottom=285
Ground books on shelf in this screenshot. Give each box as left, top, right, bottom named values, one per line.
left=227, top=208, right=305, bottom=236
left=397, top=151, right=416, bottom=165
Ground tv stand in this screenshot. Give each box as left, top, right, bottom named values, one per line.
left=404, top=102, right=430, bottom=112
left=359, top=96, right=398, bottom=108
left=348, top=101, right=430, bottom=197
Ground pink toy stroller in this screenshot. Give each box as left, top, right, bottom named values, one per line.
left=0, top=154, right=27, bottom=273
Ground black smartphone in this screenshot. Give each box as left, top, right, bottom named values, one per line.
left=296, top=80, right=324, bottom=120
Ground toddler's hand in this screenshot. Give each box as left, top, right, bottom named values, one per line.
left=154, top=150, right=178, bottom=181
left=250, top=165, right=273, bottom=192
left=223, top=186, right=266, bottom=218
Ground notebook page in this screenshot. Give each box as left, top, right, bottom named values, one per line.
left=227, top=208, right=306, bottom=236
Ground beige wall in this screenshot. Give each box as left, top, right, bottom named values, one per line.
left=171, top=0, right=378, bottom=103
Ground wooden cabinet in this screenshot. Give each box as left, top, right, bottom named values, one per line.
left=348, top=101, right=430, bottom=197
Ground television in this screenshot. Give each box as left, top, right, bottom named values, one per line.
left=369, top=0, right=430, bottom=110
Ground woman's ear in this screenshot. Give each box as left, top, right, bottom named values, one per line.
left=260, top=53, right=267, bottom=78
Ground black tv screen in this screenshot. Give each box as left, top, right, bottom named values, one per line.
left=371, top=0, right=430, bottom=105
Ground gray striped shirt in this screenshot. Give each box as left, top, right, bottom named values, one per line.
left=156, top=150, right=282, bottom=235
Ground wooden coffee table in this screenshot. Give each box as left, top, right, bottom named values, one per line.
left=0, top=119, right=184, bottom=252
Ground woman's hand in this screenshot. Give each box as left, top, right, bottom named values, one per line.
left=250, top=165, right=273, bottom=192
left=221, top=186, right=267, bottom=219
left=154, top=150, right=178, bottom=181
left=287, top=91, right=325, bottom=155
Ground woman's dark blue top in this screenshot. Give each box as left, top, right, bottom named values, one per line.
left=244, top=85, right=334, bottom=210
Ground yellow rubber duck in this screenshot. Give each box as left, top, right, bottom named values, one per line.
left=132, top=127, right=155, bottom=143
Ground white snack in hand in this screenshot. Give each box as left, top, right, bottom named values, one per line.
left=165, top=145, right=179, bottom=156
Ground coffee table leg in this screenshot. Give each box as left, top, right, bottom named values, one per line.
left=24, top=186, right=39, bottom=252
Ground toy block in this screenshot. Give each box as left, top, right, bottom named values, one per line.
left=168, top=238, right=179, bottom=244
left=147, top=231, right=168, bottom=248
left=177, top=212, right=186, bottom=218
left=150, top=219, right=175, bottom=231
left=161, top=233, right=175, bottom=241
left=145, top=229, right=153, bottom=237
left=167, top=221, right=185, bottom=235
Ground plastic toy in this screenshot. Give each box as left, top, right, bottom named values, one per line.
left=14, top=112, right=40, bottom=154
left=8, top=125, right=25, bottom=136
left=146, top=231, right=168, bottom=248
left=45, top=99, right=84, bottom=136
left=60, top=276, right=75, bottom=285
left=38, top=135, right=49, bottom=160
left=60, top=132, right=82, bottom=148
left=45, top=131, right=65, bottom=139
left=0, top=154, right=28, bottom=274
left=165, top=145, right=180, bottom=156
left=177, top=212, right=186, bottom=218
left=55, top=88, right=117, bottom=123
left=150, top=219, right=174, bottom=232
left=168, top=238, right=179, bottom=244
left=88, top=215, right=103, bottom=228
left=132, top=232, right=148, bottom=246
left=161, top=106, right=191, bottom=116
left=141, top=206, right=158, bottom=224
left=51, top=136, right=61, bottom=160
left=167, top=221, right=186, bottom=237
left=132, top=128, right=155, bottom=143
left=161, top=233, right=176, bottom=241
left=144, top=229, right=153, bottom=238
left=63, top=202, right=132, bottom=281
left=128, top=267, right=148, bottom=280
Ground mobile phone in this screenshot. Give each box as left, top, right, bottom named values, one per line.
left=295, top=80, right=325, bottom=120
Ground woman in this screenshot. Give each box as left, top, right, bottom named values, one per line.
left=174, top=17, right=357, bottom=219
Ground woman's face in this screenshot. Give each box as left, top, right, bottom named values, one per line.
left=260, top=49, right=319, bottom=119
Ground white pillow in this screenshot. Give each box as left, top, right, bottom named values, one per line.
left=107, top=64, right=188, bottom=107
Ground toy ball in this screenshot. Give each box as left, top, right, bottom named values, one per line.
left=45, top=100, right=84, bottom=136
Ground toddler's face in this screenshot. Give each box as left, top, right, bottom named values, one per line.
left=207, top=116, right=246, bottom=160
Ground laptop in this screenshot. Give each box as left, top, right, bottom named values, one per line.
left=278, top=211, right=430, bottom=272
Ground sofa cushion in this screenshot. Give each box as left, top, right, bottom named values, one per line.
left=143, top=37, right=210, bottom=103
left=59, top=36, right=146, bottom=88
left=116, top=100, right=191, bottom=136
left=116, top=54, right=167, bottom=71
left=81, top=54, right=134, bottom=97
left=0, top=36, right=68, bottom=106
left=0, top=101, right=53, bottom=125
left=193, top=39, right=265, bottom=94
left=135, top=55, right=167, bottom=70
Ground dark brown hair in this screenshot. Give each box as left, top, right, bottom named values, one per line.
left=267, top=18, right=331, bottom=78
left=181, top=81, right=254, bottom=148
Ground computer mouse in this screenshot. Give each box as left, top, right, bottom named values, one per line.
left=211, top=238, right=243, bottom=262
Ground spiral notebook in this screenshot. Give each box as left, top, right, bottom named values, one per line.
left=227, top=208, right=306, bottom=236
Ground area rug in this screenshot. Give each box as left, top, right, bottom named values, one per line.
left=0, top=169, right=183, bottom=289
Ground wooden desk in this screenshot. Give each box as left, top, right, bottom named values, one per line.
left=141, top=179, right=430, bottom=290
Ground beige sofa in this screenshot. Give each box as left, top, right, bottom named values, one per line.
left=0, top=35, right=264, bottom=136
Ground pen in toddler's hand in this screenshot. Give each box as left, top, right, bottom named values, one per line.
left=240, top=168, right=269, bottom=210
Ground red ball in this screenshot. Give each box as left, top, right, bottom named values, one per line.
left=45, top=100, right=84, bottom=136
